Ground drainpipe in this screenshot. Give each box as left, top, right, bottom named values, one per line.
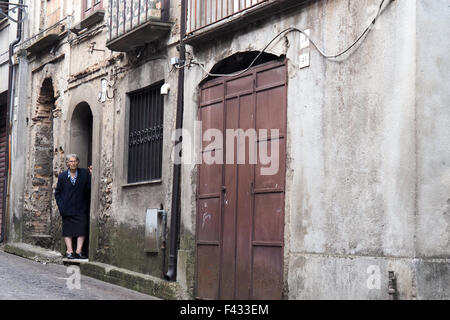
left=388, top=271, right=398, bottom=300
left=160, top=206, right=167, bottom=278
left=1, top=0, right=23, bottom=243
left=165, top=0, right=186, bottom=281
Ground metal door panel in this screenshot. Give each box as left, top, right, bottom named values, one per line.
left=197, top=245, right=220, bottom=299
left=253, top=193, right=284, bottom=243
left=226, top=74, right=254, bottom=97
left=201, top=82, right=225, bottom=104
left=197, top=198, right=221, bottom=242
left=220, top=97, right=239, bottom=299
left=254, top=138, right=286, bottom=190
left=199, top=151, right=223, bottom=195
left=252, top=246, right=283, bottom=300
left=196, top=61, right=287, bottom=300
left=196, top=82, right=225, bottom=300
left=235, top=93, right=255, bottom=299
left=256, top=65, right=287, bottom=89
left=256, top=86, right=286, bottom=137
left=201, top=103, right=224, bottom=151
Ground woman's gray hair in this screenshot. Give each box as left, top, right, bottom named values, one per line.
left=66, top=154, right=79, bottom=163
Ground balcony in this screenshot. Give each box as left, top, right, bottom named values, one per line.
left=185, top=0, right=310, bottom=45
left=106, top=0, right=172, bottom=52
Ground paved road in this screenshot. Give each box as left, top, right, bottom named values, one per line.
left=0, top=250, right=158, bottom=300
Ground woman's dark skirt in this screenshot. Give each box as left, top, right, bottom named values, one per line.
left=62, top=214, right=88, bottom=237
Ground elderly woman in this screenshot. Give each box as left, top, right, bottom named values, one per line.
left=54, top=154, right=92, bottom=259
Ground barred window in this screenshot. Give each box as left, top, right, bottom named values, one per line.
left=127, top=82, right=164, bottom=183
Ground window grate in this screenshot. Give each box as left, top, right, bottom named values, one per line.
left=127, top=83, right=164, bottom=183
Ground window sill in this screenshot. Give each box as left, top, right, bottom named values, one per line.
left=122, top=179, right=162, bottom=188
left=70, top=9, right=105, bottom=35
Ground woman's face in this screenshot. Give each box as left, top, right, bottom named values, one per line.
left=68, top=157, right=79, bottom=171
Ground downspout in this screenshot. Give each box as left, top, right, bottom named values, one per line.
left=160, top=206, right=167, bottom=278
left=1, top=0, right=23, bottom=243
left=165, top=0, right=185, bottom=281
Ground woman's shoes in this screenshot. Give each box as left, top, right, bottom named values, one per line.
left=64, top=251, right=87, bottom=259
left=64, top=252, right=75, bottom=259
left=75, top=252, right=88, bottom=259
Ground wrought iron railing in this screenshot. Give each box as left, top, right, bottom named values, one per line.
left=108, top=0, right=169, bottom=42
left=186, top=0, right=269, bottom=33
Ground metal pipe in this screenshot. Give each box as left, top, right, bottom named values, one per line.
left=160, top=206, right=167, bottom=278
left=165, top=0, right=185, bottom=281
left=1, top=0, right=23, bottom=243
left=388, top=271, right=398, bottom=300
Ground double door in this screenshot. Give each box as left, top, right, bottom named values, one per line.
left=196, top=60, right=287, bottom=299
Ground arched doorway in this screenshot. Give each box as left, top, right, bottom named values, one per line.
left=26, top=77, right=56, bottom=247
left=69, top=102, right=93, bottom=255
left=70, top=102, right=93, bottom=169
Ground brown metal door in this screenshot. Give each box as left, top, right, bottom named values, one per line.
left=196, top=60, right=287, bottom=300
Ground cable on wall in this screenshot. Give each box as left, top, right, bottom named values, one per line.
left=184, top=0, right=391, bottom=78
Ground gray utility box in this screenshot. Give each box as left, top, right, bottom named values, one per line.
left=144, top=208, right=164, bottom=253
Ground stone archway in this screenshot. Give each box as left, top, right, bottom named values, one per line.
left=25, top=77, right=56, bottom=247
left=69, top=102, right=93, bottom=255
left=70, top=102, right=93, bottom=169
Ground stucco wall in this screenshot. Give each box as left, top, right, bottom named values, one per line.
left=179, top=0, right=449, bottom=299
left=414, top=0, right=450, bottom=300
left=9, top=0, right=181, bottom=280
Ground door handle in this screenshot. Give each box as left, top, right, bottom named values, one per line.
left=221, top=185, right=226, bottom=192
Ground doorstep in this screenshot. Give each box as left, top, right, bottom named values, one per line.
left=78, top=261, right=180, bottom=300
left=3, top=242, right=63, bottom=265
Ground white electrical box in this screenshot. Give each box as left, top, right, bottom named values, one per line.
left=299, top=52, right=310, bottom=69
left=100, top=79, right=107, bottom=102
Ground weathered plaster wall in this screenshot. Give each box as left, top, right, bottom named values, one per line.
left=180, top=0, right=449, bottom=299
left=8, top=53, right=29, bottom=243
left=90, top=0, right=181, bottom=279
left=11, top=0, right=181, bottom=284
left=414, top=0, right=450, bottom=300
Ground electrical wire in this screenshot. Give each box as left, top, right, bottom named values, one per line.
left=187, top=0, right=388, bottom=78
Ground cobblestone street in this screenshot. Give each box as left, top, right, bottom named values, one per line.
left=0, top=250, right=157, bottom=300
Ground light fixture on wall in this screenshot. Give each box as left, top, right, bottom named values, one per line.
left=160, top=83, right=170, bottom=95
left=98, top=78, right=116, bottom=102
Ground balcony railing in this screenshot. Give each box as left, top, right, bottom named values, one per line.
left=107, top=0, right=171, bottom=52
left=187, top=0, right=269, bottom=33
